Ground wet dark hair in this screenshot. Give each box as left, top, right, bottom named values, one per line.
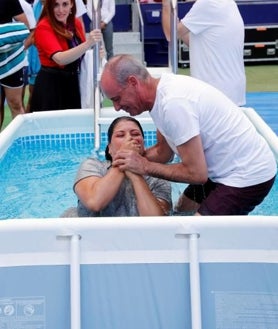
left=105, top=116, right=144, bottom=161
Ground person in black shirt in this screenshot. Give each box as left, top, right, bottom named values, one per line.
left=0, top=0, right=30, bottom=128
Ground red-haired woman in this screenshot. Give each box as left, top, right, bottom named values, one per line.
left=30, top=0, right=102, bottom=111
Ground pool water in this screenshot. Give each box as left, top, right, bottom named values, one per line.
left=0, top=132, right=277, bottom=219
left=0, top=132, right=153, bottom=219
left=0, top=134, right=94, bottom=219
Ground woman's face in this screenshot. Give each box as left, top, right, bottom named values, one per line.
left=53, top=0, right=73, bottom=24
left=108, top=120, right=144, bottom=159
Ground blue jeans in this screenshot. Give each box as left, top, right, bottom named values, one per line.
left=102, top=20, right=114, bottom=60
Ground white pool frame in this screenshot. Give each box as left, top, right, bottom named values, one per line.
left=0, top=108, right=278, bottom=329
left=0, top=108, right=155, bottom=158
left=1, top=106, right=278, bottom=160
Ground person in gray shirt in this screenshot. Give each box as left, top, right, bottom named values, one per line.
left=73, top=116, right=172, bottom=217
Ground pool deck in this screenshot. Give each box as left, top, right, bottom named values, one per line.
left=246, top=91, right=278, bottom=134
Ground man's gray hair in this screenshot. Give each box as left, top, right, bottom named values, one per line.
left=105, top=54, right=150, bottom=86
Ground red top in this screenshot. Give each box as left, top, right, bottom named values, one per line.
left=35, top=17, right=85, bottom=68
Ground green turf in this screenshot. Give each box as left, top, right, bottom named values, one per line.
left=2, top=108, right=12, bottom=129
left=178, top=64, right=278, bottom=92
left=1, top=64, right=278, bottom=131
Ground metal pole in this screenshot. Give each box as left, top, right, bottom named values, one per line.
left=170, top=0, right=178, bottom=74
left=92, top=0, right=101, bottom=150
left=70, top=234, right=81, bottom=329
left=175, top=231, right=202, bottom=329
left=134, top=0, right=145, bottom=64
left=56, top=233, right=82, bottom=329
left=189, top=233, right=202, bottom=329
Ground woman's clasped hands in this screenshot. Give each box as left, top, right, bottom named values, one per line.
left=113, top=139, right=148, bottom=176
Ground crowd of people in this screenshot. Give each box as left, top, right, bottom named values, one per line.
left=0, top=0, right=276, bottom=216
left=0, top=0, right=114, bottom=127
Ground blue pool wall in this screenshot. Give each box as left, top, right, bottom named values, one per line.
left=0, top=217, right=278, bottom=329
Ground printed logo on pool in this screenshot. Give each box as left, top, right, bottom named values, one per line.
left=0, top=296, right=45, bottom=329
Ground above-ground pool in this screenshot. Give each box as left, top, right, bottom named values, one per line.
left=0, top=93, right=278, bottom=329
left=0, top=92, right=278, bottom=219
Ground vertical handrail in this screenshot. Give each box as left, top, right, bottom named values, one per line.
left=70, top=234, right=81, bottom=329
left=169, top=0, right=178, bottom=73
left=134, top=0, right=145, bottom=64
left=189, top=233, right=202, bottom=329
left=92, top=0, right=101, bottom=150
left=176, top=231, right=202, bottom=329
left=57, top=233, right=82, bottom=329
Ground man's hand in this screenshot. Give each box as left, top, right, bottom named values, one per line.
left=113, top=149, right=148, bottom=176
left=100, top=21, right=107, bottom=30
